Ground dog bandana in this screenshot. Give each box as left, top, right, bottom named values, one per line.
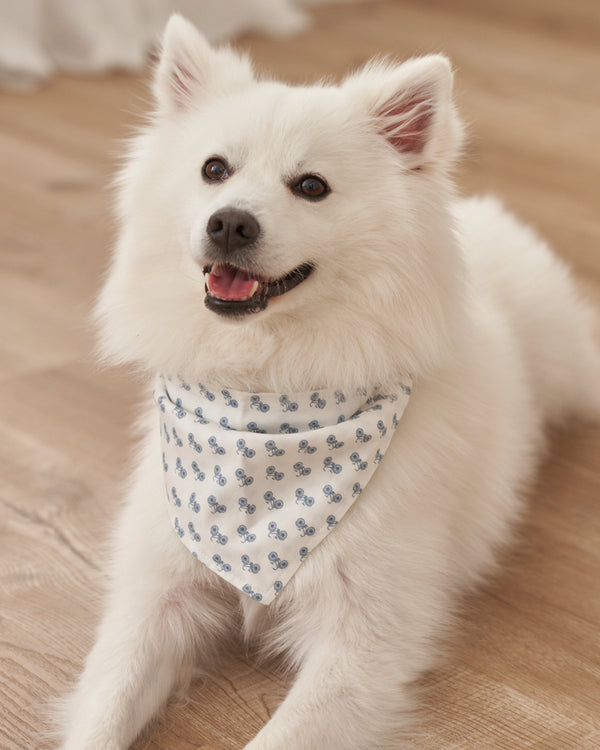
left=155, top=374, right=411, bottom=604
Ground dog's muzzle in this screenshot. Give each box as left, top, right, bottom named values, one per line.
left=202, top=206, right=315, bottom=317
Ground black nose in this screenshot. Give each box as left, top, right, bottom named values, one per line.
left=206, top=208, right=260, bottom=254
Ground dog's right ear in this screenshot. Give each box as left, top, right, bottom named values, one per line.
left=154, top=14, right=254, bottom=115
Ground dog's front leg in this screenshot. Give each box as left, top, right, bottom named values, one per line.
left=60, top=447, right=235, bottom=750
left=60, top=579, right=232, bottom=750
left=244, top=581, right=430, bottom=750
left=245, top=628, right=415, bottom=750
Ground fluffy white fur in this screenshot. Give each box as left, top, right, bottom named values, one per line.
left=60, top=14, right=600, bottom=750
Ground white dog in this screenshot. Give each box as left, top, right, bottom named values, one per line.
left=59, top=14, right=600, bottom=750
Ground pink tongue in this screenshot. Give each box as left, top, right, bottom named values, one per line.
left=208, top=264, right=259, bottom=300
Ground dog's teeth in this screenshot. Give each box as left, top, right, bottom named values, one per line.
left=238, top=281, right=260, bottom=301
left=238, top=281, right=260, bottom=302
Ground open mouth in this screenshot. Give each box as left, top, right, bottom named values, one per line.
left=203, top=261, right=314, bottom=316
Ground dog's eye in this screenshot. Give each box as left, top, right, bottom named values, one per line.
left=292, top=174, right=330, bottom=201
left=202, top=157, right=230, bottom=183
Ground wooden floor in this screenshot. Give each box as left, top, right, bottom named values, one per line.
left=1, top=1, right=599, bottom=748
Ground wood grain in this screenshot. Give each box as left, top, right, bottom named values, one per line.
left=1, top=1, right=599, bottom=748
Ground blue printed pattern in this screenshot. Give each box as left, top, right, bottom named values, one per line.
left=155, top=376, right=411, bottom=604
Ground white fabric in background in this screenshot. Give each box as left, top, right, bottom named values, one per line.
left=0, top=0, right=309, bottom=90
left=0, top=0, right=383, bottom=90
left=155, top=374, right=411, bottom=604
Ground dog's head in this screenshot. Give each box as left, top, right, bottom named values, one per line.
left=97, top=15, right=465, bottom=391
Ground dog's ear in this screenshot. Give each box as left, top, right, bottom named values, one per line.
left=154, top=14, right=254, bottom=115
left=345, top=55, right=464, bottom=170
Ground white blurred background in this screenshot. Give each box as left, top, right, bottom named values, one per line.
left=0, top=0, right=379, bottom=90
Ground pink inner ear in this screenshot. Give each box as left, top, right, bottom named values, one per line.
left=170, top=62, right=197, bottom=109
left=378, top=86, right=435, bottom=155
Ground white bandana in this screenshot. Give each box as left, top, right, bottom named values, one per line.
left=155, top=374, right=411, bottom=604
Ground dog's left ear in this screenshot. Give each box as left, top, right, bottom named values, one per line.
left=154, top=14, right=254, bottom=115
left=344, top=55, right=464, bottom=170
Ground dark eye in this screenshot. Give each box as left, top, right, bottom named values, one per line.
left=292, top=174, right=330, bottom=201
left=202, top=157, right=230, bottom=183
